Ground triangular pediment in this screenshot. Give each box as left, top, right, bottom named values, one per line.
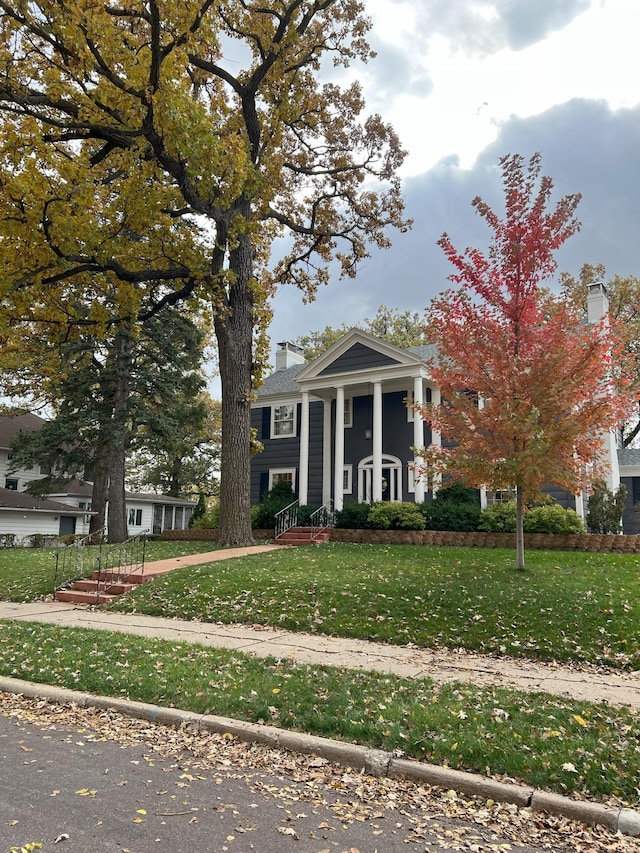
left=295, top=328, right=426, bottom=383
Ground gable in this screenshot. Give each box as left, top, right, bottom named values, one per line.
left=318, top=342, right=401, bottom=376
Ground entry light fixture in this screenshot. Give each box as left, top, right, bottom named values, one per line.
left=364, top=428, right=373, bottom=440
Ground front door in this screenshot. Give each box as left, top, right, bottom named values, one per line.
left=357, top=455, right=402, bottom=502
left=59, top=516, right=76, bottom=535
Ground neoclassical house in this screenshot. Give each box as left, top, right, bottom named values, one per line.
left=251, top=328, right=441, bottom=511
left=251, top=288, right=640, bottom=533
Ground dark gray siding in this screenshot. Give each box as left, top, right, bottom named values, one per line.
left=319, top=343, right=400, bottom=376
left=250, top=401, right=325, bottom=506
left=541, top=485, right=576, bottom=511
left=621, top=476, right=640, bottom=534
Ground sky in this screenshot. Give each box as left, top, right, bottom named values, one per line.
left=263, top=0, right=640, bottom=366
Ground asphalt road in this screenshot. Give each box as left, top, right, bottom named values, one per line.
left=0, top=698, right=555, bottom=853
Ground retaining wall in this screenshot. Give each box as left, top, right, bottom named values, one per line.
left=161, top=527, right=640, bottom=553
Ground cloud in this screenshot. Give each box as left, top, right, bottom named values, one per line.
left=268, top=98, right=640, bottom=351
left=406, top=0, right=591, bottom=55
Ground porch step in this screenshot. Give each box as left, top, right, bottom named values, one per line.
left=55, top=567, right=149, bottom=604
left=276, top=527, right=331, bottom=546
left=55, top=589, right=120, bottom=605
left=90, top=570, right=147, bottom=585
left=73, top=579, right=138, bottom=595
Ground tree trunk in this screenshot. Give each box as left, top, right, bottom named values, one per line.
left=515, top=486, right=526, bottom=571
left=105, top=327, right=132, bottom=543
left=89, top=452, right=108, bottom=536
left=215, top=227, right=255, bottom=546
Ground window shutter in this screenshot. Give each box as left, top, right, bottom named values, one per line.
left=259, top=472, right=269, bottom=499
left=261, top=407, right=271, bottom=440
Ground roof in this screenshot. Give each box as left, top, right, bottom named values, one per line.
left=256, top=334, right=438, bottom=399
left=125, top=492, right=196, bottom=506
left=0, top=488, right=87, bottom=514
left=0, top=412, right=47, bottom=449
left=618, top=448, right=640, bottom=469
left=257, top=363, right=307, bottom=397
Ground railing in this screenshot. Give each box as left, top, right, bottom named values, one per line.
left=93, top=531, right=149, bottom=601
left=274, top=500, right=299, bottom=539
left=53, top=529, right=148, bottom=602
left=53, top=528, right=107, bottom=596
left=309, top=500, right=335, bottom=540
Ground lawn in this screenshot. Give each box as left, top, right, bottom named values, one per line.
left=0, top=619, right=638, bottom=805
left=0, top=538, right=220, bottom=602
left=2, top=539, right=640, bottom=806
left=108, top=543, right=640, bottom=670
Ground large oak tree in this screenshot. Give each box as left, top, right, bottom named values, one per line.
left=418, top=154, right=636, bottom=570
left=0, top=0, right=408, bottom=544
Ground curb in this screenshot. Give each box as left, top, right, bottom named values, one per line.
left=2, top=675, right=639, bottom=837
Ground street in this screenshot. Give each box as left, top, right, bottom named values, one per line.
left=0, top=693, right=627, bottom=853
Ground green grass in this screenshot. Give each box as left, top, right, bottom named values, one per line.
left=0, top=619, right=637, bottom=805
left=0, top=539, right=220, bottom=602
left=109, top=543, right=640, bottom=670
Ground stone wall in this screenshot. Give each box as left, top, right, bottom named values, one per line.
left=161, top=527, right=640, bottom=552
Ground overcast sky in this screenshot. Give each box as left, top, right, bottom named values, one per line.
left=263, top=0, right=640, bottom=366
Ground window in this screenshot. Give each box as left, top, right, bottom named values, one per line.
left=128, top=508, right=143, bottom=526
left=343, top=465, right=352, bottom=494
left=39, top=464, right=51, bottom=475
left=268, top=468, right=296, bottom=490
left=406, top=391, right=415, bottom=422
left=79, top=501, right=92, bottom=524
left=486, top=488, right=516, bottom=505
left=343, top=397, right=353, bottom=428
left=4, top=478, right=18, bottom=491
left=272, top=403, right=296, bottom=437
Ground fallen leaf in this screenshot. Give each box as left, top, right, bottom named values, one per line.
left=277, top=826, right=299, bottom=839
left=54, top=834, right=70, bottom=844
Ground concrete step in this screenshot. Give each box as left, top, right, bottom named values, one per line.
left=55, top=589, right=120, bottom=605
left=73, top=580, right=137, bottom=595
left=277, top=527, right=331, bottom=546
left=90, top=570, right=146, bottom=585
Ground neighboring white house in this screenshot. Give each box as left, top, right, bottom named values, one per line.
left=0, top=413, right=195, bottom=539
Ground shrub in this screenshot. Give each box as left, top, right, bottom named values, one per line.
left=422, top=481, right=481, bottom=532
left=334, top=502, right=373, bottom=529
left=367, top=501, right=426, bottom=530
left=190, top=501, right=220, bottom=530
left=524, top=504, right=585, bottom=534
left=479, top=500, right=586, bottom=534
left=252, top=480, right=296, bottom=530
left=188, top=492, right=207, bottom=528
left=478, top=501, right=517, bottom=532
left=586, top=481, right=627, bottom=534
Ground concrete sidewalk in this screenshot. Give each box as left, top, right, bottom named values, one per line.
left=1, top=598, right=639, bottom=709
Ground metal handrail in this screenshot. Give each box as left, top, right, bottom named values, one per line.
left=93, top=531, right=148, bottom=602
left=309, top=500, right=335, bottom=540
left=53, top=527, right=107, bottom=595
left=274, top=499, right=299, bottom=539
left=53, top=529, right=148, bottom=602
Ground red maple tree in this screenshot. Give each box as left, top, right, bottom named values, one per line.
left=418, top=153, right=636, bottom=570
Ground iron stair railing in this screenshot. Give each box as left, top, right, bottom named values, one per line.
left=309, top=500, right=335, bottom=540
left=274, top=500, right=299, bottom=540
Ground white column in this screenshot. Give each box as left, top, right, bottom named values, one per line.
left=322, top=399, right=332, bottom=505
left=413, top=375, right=425, bottom=503
left=430, top=386, right=442, bottom=497
left=334, top=386, right=345, bottom=511
left=478, top=395, right=486, bottom=507
left=298, top=390, right=309, bottom=504
left=372, top=381, right=383, bottom=502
